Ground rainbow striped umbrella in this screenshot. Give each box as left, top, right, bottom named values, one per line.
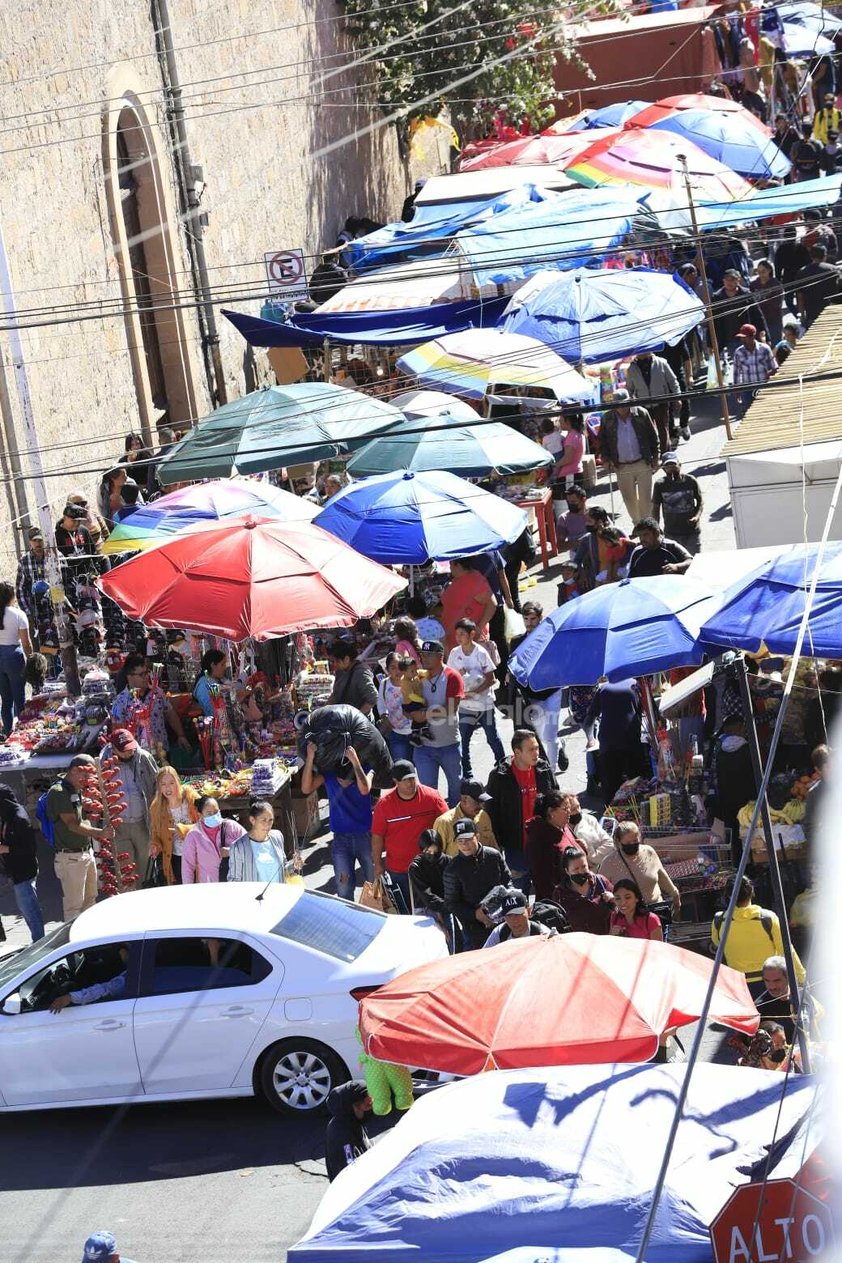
left=565, top=128, right=752, bottom=202
left=395, top=329, right=595, bottom=403
left=103, top=478, right=317, bottom=555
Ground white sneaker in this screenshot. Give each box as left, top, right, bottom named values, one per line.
left=680, top=425, right=691, bottom=441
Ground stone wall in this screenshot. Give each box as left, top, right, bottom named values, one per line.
left=0, top=0, right=406, bottom=570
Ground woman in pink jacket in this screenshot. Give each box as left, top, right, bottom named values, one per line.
left=181, top=795, right=246, bottom=884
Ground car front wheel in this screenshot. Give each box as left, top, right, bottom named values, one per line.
left=259, top=1039, right=348, bottom=1115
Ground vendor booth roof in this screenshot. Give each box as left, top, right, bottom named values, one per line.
left=289, top=1063, right=814, bottom=1263
left=694, top=174, right=842, bottom=232
left=221, top=295, right=509, bottom=349
left=411, top=167, right=576, bottom=223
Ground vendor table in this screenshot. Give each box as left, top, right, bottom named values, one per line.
left=200, top=770, right=299, bottom=858
left=0, top=754, right=81, bottom=812
left=515, top=489, right=558, bottom=571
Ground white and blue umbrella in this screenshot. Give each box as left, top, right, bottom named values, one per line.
left=503, top=267, right=704, bottom=364
left=315, top=470, right=527, bottom=565
left=510, top=576, right=722, bottom=688
left=647, top=108, right=791, bottom=180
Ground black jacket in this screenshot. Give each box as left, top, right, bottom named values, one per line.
left=409, top=851, right=448, bottom=914
left=325, top=1082, right=372, bottom=1182
left=600, top=407, right=659, bottom=466
left=484, top=757, right=557, bottom=854
left=444, top=844, right=511, bottom=921
left=0, top=784, right=37, bottom=883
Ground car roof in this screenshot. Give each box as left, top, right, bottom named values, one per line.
left=69, top=883, right=305, bottom=942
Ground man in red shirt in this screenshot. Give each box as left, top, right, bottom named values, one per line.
left=485, top=729, right=557, bottom=892
left=371, top=760, right=448, bottom=910
left=440, top=558, right=497, bottom=651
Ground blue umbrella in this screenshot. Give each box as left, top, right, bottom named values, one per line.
left=509, top=576, right=722, bottom=688
left=647, top=108, right=791, bottom=180
left=565, top=100, right=650, bottom=131
left=503, top=267, right=704, bottom=364
left=700, top=541, right=842, bottom=656
left=314, top=470, right=527, bottom=565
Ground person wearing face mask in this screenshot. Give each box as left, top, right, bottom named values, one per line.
left=625, top=351, right=681, bottom=454
left=566, top=795, right=616, bottom=867
left=552, top=847, right=614, bottom=934
left=181, top=795, right=246, bottom=884
left=525, top=791, right=581, bottom=900
left=598, top=821, right=681, bottom=926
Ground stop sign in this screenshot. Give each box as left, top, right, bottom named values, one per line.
left=711, top=1177, right=834, bottom=1263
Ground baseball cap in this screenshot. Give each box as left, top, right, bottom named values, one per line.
left=460, top=778, right=491, bottom=803
left=500, top=889, right=528, bottom=915
left=27, top=526, right=43, bottom=540
left=611, top=388, right=630, bottom=403
left=111, top=728, right=137, bottom=754
left=82, top=1231, right=117, bottom=1262
left=454, top=818, right=477, bottom=839
left=63, top=503, right=87, bottom=520
left=420, top=639, right=444, bottom=655
left=661, top=451, right=680, bottom=467
left=738, top=323, right=757, bottom=337
left=391, top=759, right=418, bottom=782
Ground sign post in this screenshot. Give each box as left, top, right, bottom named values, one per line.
left=264, top=248, right=309, bottom=303
left=711, top=1178, right=834, bottom=1263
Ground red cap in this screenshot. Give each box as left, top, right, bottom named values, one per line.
left=738, top=323, right=757, bottom=337
left=111, top=728, right=138, bottom=754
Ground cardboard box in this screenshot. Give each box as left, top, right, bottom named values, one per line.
left=292, top=789, right=321, bottom=840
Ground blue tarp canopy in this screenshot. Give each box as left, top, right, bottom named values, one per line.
left=347, top=184, right=557, bottom=272
left=221, top=296, right=509, bottom=348
left=454, top=188, right=660, bottom=286
left=696, top=174, right=842, bottom=231
left=290, top=1063, right=813, bottom=1263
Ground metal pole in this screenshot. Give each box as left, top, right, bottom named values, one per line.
left=733, top=657, right=811, bottom=1072
left=152, top=0, right=227, bottom=409
left=677, top=155, right=734, bottom=442
left=0, top=219, right=81, bottom=696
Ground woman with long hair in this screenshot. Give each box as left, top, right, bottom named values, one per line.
left=0, top=581, right=32, bottom=736
left=193, top=649, right=228, bottom=718
left=149, top=765, right=200, bottom=884
left=98, top=466, right=127, bottom=528
left=555, top=411, right=586, bottom=487
left=525, top=791, right=583, bottom=901
left=609, top=878, right=663, bottom=941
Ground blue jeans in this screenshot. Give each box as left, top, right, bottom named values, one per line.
left=413, top=742, right=462, bottom=806
left=331, top=831, right=373, bottom=901
left=0, top=643, right=26, bottom=735
left=385, top=869, right=411, bottom=914
left=458, top=709, right=506, bottom=778
left=14, top=878, right=45, bottom=942
left=386, top=730, right=413, bottom=762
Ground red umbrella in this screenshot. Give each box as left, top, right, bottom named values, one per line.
left=99, top=514, right=406, bottom=641
left=359, top=932, right=759, bottom=1074
left=458, top=129, right=619, bottom=171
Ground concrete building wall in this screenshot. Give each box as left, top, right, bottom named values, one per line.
left=0, top=0, right=405, bottom=570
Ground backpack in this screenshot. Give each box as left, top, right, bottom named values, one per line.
left=531, top=900, right=571, bottom=935
left=35, top=789, right=58, bottom=848
left=714, top=908, right=774, bottom=941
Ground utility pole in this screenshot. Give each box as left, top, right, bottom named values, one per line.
left=0, top=220, right=81, bottom=696
left=677, top=154, right=733, bottom=442
left=151, top=0, right=227, bottom=411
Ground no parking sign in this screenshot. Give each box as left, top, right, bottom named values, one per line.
left=264, top=248, right=309, bottom=301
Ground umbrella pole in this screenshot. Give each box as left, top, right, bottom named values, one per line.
left=677, top=155, right=734, bottom=442
left=733, top=656, right=810, bottom=1072
left=607, top=466, right=616, bottom=519
left=408, top=566, right=415, bottom=595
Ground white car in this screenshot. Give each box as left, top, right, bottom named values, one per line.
left=0, top=883, right=447, bottom=1115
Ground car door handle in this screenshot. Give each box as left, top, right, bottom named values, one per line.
left=93, top=1019, right=125, bottom=1031
left=221, top=1006, right=254, bottom=1018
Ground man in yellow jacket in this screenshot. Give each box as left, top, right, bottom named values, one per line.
left=711, top=875, right=806, bottom=999
left=813, top=93, right=841, bottom=145
left=434, top=779, right=498, bottom=856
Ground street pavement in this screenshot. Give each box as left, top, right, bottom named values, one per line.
left=0, top=390, right=739, bottom=1263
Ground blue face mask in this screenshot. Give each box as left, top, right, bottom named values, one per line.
left=203, top=812, right=223, bottom=829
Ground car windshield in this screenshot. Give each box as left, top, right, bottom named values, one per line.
left=0, top=922, right=73, bottom=993
left=270, top=890, right=385, bottom=962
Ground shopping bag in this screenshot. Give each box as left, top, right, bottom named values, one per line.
left=359, top=877, right=397, bottom=914
left=502, top=606, right=526, bottom=643
left=142, top=855, right=166, bottom=888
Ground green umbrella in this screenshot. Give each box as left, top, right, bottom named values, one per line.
left=158, top=383, right=404, bottom=485
left=346, top=409, right=553, bottom=478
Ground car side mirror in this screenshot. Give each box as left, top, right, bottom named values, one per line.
left=2, top=993, right=21, bottom=1015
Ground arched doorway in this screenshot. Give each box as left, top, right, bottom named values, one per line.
left=106, top=98, right=197, bottom=441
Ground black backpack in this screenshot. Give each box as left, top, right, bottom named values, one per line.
left=531, top=900, right=570, bottom=935
left=713, top=908, right=774, bottom=941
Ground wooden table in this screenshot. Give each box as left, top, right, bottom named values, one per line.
left=515, top=489, right=559, bottom=571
